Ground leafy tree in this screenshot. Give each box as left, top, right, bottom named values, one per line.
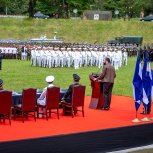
left=0, top=0, right=152, bottom=18
left=66, top=0, right=92, bottom=17
left=103, top=0, right=121, bottom=17
left=0, top=0, right=28, bottom=15
left=28, top=0, right=37, bottom=17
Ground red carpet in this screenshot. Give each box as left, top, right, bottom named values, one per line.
left=0, top=95, right=152, bottom=142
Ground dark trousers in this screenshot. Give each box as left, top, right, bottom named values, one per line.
left=102, top=82, right=114, bottom=108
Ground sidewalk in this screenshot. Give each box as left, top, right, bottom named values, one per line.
left=108, top=144, right=153, bottom=153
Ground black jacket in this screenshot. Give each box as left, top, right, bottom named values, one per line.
left=64, top=82, right=79, bottom=103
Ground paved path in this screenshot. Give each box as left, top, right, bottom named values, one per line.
left=107, top=144, right=153, bottom=153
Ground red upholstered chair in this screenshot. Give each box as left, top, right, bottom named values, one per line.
left=14, top=88, right=37, bottom=123
left=37, top=87, right=60, bottom=120
left=0, top=90, right=12, bottom=125
left=62, top=85, right=86, bottom=118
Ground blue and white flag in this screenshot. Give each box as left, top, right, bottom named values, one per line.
left=142, top=52, right=152, bottom=109
left=132, top=52, right=143, bottom=111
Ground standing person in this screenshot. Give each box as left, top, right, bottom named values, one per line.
left=21, top=45, right=27, bottom=60
left=37, top=75, right=55, bottom=106
left=0, top=79, right=3, bottom=90
left=95, top=57, right=116, bottom=110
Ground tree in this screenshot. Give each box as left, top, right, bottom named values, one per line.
left=94, top=0, right=104, bottom=10
left=28, top=0, right=36, bottom=17
left=0, top=0, right=28, bottom=15
left=66, top=0, right=92, bottom=17
left=0, top=0, right=152, bottom=18
left=103, top=0, right=121, bottom=17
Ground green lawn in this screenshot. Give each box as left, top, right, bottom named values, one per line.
left=0, top=57, right=136, bottom=97
left=0, top=18, right=153, bottom=44
left=0, top=18, right=152, bottom=97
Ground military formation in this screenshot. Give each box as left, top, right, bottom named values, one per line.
left=0, top=42, right=142, bottom=70
left=31, top=46, right=130, bottom=70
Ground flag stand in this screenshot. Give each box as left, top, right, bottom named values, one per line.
left=141, top=108, right=150, bottom=122
left=149, top=116, right=153, bottom=120
left=132, top=111, right=141, bottom=123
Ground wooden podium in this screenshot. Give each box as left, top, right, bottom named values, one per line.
left=89, top=74, right=104, bottom=109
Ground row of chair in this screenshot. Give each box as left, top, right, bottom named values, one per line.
left=0, top=85, right=86, bottom=125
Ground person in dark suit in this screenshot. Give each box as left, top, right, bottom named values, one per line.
left=0, top=79, right=3, bottom=90
left=62, top=74, right=80, bottom=103
left=95, top=57, right=116, bottom=110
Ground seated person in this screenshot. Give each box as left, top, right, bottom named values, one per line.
left=0, top=79, right=3, bottom=90
left=62, top=74, right=80, bottom=103
left=37, top=75, right=55, bottom=106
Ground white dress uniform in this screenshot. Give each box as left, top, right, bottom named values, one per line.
left=114, top=51, right=119, bottom=70
left=74, top=50, right=80, bottom=69
left=37, top=84, right=54, bottom=106
left=40, top=50, right=47, bottom=67
left=46, top=51, right=52, bottom=68
left=36, top=49, right=41, bottom=67
left=118, top=50, right=122, bottom=67
left=82, top=48, right=88, bottom=66
left=123, top=51, right=128, bottom=66
left=66, top=48, right=72, bottom=67
left=98, top=51, right=104, bottom=68
left=31, top=49, right=37, bottom=66
left=37, top=75, right=55, bottom=106
left=53, top=48, right=59, bottom=67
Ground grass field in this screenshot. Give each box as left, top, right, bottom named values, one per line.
left=0, top=57, right=136, bottom=97
left=0, top=18, right=152, bottom=97
left=0, top=18, right=153, bottom=44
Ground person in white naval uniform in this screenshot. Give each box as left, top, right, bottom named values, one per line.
left=37, top=75, right=55, bottom=106
left=123, top=51, right=128, bottom=66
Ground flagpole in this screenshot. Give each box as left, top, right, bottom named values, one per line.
left=136, top=111, right=138, bottom=118
left=132, top=111, right=141, bottom=123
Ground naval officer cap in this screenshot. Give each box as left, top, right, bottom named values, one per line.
left=46, top=75, right=55, bottom=83
left=73, top=74, right=80, bottom=81
left=0, top=79, right=3, bottom=85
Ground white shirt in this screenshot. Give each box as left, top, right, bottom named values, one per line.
left=37, top=83, right=54, bottom=106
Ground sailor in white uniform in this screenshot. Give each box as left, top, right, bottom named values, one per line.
left=37, top=75, right=55, bottom=106
left=123, top=50, right=128, bottom=66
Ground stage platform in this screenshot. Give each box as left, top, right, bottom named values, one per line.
left=0, top=95, right=153, bottom=153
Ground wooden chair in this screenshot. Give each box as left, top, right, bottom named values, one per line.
left=14, top=88, right=37, bottom=123
left=0, top=90, right=12, bottom=125
left=37, top=87, right=60, bottom=120
left=61, top=85, right=86, bottom=118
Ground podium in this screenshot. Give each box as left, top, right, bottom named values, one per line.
left=89, top=74, right=104, bottom=109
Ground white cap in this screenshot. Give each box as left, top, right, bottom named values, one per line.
left=45, top=75, right=55, bottom=82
